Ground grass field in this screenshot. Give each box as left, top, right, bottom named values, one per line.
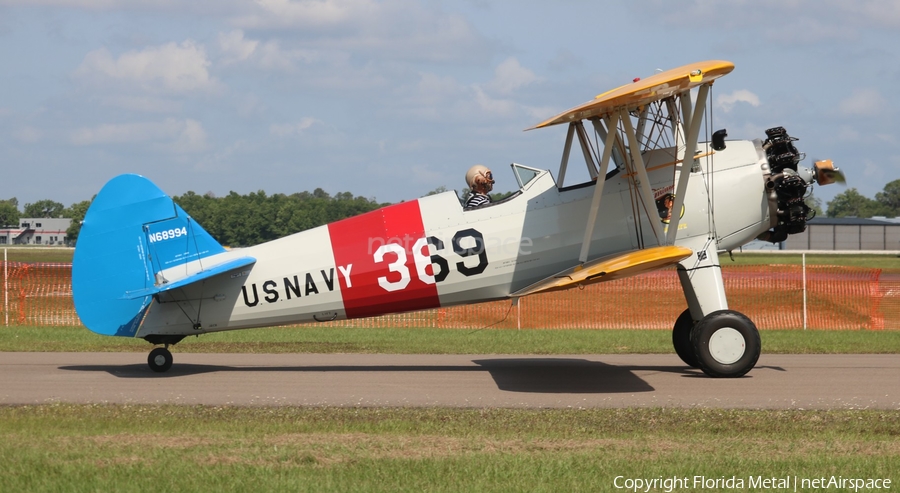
left=4, top=248, right=899, bottom=491
left=729, top=251, right=900, bottom=269
left=2, top=247, right=74, bottom=263
left=3, top=325, right=900, bottom=354
left=0, top=405, right=896, bottom=492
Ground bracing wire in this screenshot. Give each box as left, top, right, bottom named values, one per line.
left=182, top=211, right=206, bottom=328
left=619, top=118, right=644, bottom=248
left=468, top=301, right=515, bottom=333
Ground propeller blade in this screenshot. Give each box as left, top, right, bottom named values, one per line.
left=813, top=159, right=846, bottom=186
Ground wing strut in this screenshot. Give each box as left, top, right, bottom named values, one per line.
left=666, top=83, right=710, bottom=244
left=578, top=113, right=619, bottom=263
left=557, top=123, right=575, bottom=187
left=556, top=121, right=600, bottom=187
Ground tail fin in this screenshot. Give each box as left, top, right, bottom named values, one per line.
left=73, top=174, right=242, bottom=337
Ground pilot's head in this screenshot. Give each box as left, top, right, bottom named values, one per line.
left=465, top=164, right=494, bottom=194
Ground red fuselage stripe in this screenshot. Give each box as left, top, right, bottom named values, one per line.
left=328, top=199, right=440, bottom=319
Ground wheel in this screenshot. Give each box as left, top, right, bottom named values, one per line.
left=672, top=309, right=700, bottom=368
left=148, top=347, right=173, bottom=373
left=691, top=310, right=760, bottom=378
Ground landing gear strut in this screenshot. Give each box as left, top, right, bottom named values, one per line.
left=674, top=239, right=761, bottom=378
left=148, top=346, right=173, bottom=373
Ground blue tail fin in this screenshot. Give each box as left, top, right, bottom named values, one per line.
left=73, top=174, right=231, bottom=337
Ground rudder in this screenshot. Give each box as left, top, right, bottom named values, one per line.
left=73, top=174, right=226, bottom=336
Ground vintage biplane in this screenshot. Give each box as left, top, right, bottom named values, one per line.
left=73, top=60, right=843, bottom=377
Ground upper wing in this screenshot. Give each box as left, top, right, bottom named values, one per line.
left=528, top=60, right=733, bottom=130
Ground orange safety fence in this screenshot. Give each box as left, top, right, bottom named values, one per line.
left=1, top=262, right=78, bottom=326
left=1, top=262, right=897, bottom=330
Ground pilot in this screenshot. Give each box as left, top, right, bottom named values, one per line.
left=464, top=164, right=494, bottom=209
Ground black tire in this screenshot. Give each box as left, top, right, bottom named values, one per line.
left=148, top=347, right=173, bottom=373
left=691, top=310, right=760, bottom=378
left=672, top=309, right=700, bottom=368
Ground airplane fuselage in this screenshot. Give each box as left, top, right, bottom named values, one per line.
left=138, top=139, right=772, bottom=338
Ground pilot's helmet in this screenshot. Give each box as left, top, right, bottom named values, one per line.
left=465, top=164, right=494, bottom=192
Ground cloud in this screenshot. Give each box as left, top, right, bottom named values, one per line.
left=0, top=0, right=146, bottom=7
left=862, top=159, right=882, bottom=179
left=0, top=0, right=247, bottom=13
left=637, top=0, right=892, bottom=39
left=472, top=87, right=517, bottom=118
left=716, top=89, right=761, bottom=113
left=837, top=125, right=860, bottom=142
left=838, top=88, right=888, bottom=117
left=98, top=95, right=182, bottom=113
left=842, top=0, right=900, bottom=28
left=217, top=30, right=259, bottom=65
left=256, top=40, right=322, bottom=71
left=232, top=0, right=355, bottom=29
left=215, top=30, right=331, bottom=73
left=230, top=0, right=491, bottom=64
left=74, top=40, right=219, bottom=93
left=70, top=118, right=207, bottom=152
left=485, top=57, right=539, bottom=96
left=270, top=117, right=322, bottom=137
left=547, top=48, right=581, bottom=72
left=12, top=126, right=42, bottom=143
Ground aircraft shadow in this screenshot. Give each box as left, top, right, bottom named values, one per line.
left=59, top=357, right=711, bottom=394
left=474, top=358, right=662, bottom=393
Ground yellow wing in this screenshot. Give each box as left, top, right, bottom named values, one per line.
left=511, top=246, right=692, bottom=297
left=528, top=60, right=734, bottom=130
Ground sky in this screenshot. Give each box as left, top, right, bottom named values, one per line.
left=1, top=0, right=899, bottom=210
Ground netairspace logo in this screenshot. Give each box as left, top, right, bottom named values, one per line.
left=613, top=475, right=892, bottom=492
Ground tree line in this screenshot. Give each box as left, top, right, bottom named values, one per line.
left=1, top=189, right=389, bottom=247
left=172, top=189, right=389, bottom=247
left=823, top=179, right=900, bottom=218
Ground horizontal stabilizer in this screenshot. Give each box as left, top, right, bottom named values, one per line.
left=120, top=256, right=256, bottom=300
left=512, top=245, right=692, bottom=297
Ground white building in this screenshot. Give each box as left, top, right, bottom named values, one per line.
left=786, top=217, right=900, bottom=251
left=0, top=217, right=72, bottom=246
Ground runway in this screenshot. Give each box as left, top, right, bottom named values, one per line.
left=1, top=353, right=898, bottom=409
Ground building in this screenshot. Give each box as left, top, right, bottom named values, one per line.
left=0, top=217, right=72, bottom=246
left=786, top=217, right=900, bottom=251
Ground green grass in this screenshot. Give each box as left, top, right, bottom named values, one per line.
left=3, top=325, right=900, bottom=354
left=1, top=246, right=74, bottom=263
left=728, top=252, right=900, bottom=269
left=0, top=405, right=896, bottom=493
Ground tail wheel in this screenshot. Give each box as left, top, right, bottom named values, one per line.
left=148, top=347, right=173, bottom=373
left=691, top=310, right=760, bottom=378
left=672, top=309, right=700, bottom=368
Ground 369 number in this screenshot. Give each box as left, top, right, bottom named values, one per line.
left=373, top=229, right=488, bottom=292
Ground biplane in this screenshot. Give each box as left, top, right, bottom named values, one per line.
left=72, top=60, right=843, bottom=377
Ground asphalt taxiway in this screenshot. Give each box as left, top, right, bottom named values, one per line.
left=1, top=353, right=897, bottom=409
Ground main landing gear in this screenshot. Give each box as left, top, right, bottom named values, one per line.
left=672, top=309, right=761, bottom=378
